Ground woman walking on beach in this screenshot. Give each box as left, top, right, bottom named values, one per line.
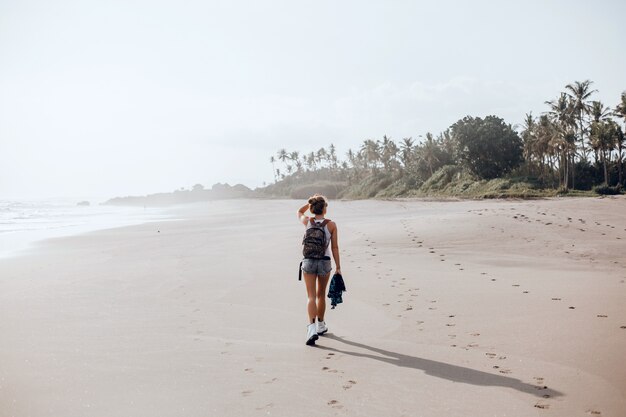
left=297, top=195, right=341, bottom=346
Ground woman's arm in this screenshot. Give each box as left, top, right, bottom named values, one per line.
left=297, top=203, right=310, bottom=225
left=330, top=223, right=341, bottom=274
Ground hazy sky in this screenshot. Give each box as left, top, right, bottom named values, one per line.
left=1, top=0, right=625, bottom=200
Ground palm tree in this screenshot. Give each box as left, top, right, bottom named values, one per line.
left=306, top=152, right=316, bottom=171
left=328, top=144, right=338, bottom=171
left=615, top=92, right=626, bottom=128
left=277, top=148, right=288, bottom=162
left=590, top=101, right=611, bottom=122
left=588, top=101, right=612, bottom=164
left=360, top=139, right=381, bottom=171
left=614, top=92, right=626, bottom=185
left=565, top=80, right=596, bottom=162
left=520, top=112, right=537, bottom=175
left=535, top=115, right=558, bottom=183
left=289, top=151, right=300, bottom=173
left=590, top=120, right=620, bottom=185
left=269, top=156, right=277, bottom=182
left=400, top=137, right=414, bottom=169
left=380, top=135, right=398, bottom=171
left=315, top=147, right=328, bottom=168
left=421, top=132, right=440, bottom=177
left=546, top=93, right=576, bottom=189
left=346, top=149, right=355, bottom=168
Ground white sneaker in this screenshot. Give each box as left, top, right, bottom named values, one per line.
left=316, top=320, right=328, bottom=335
left=306, top=323, right=319, bottom=346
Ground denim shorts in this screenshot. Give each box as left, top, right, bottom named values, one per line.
left=301, top=258, right=332, bottom=276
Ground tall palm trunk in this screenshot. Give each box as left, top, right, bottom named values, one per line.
left=571, top=153, right=576, bottom=189
left=602, top=151, right=608, bottom=185
left=561, top=151, right=569, bottom=189
left=619, top=140, right=624, bottom=186
left=617, top=121, right=626, bottom=186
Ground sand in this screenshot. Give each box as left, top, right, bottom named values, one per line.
left=0, top=197, right=625, bottom=417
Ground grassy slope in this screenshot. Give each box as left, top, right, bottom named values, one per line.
left=258, top=166, right=599, bottom=200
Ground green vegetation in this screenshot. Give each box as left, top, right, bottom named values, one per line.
left=260, top=80, right=625, bottom=199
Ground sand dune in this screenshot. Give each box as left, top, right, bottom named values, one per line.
left=0, top=197, right=625, bottom=416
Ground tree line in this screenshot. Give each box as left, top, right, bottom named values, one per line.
left=270, top=80, right=626, bottom=193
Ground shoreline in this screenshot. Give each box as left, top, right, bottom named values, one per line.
left=0, top=204, right=176, bottom=260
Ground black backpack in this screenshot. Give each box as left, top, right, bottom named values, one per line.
left=302, top=218, right=330, bottom=259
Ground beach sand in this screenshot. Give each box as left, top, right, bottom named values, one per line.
left=0, top=197, right=625, bottom=417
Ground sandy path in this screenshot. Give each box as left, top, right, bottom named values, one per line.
left=0, top=197, right=624, bottom=416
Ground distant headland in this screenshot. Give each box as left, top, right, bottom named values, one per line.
left=103, top=183, right=256, bottom=206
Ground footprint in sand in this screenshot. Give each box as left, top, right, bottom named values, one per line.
left=327, top=400, right=343, bottom=409
left=342, top=380, right=357, bottom=390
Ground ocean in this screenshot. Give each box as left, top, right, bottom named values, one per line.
left=0, top=199, right=170, bottom=259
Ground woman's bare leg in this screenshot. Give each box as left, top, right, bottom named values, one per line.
left=316, top=273, right=331, bottom=321
left=303, top=273, right=318, bottom=324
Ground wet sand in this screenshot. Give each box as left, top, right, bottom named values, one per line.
left=0, top=197, right=625, bottom=416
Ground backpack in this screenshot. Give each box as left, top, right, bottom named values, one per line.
left=302, top=218, right=331, bottom=259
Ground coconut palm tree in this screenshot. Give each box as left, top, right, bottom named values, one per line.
left=615, top=92, right=626, bottom=128
left=289, top=151, right=300, bottom=173
left=400, top=137, right=414, bottom=169
left=520, top=112, right=538, bottom=175
left=590, top=101, right=611, bottom=122
left=270, top=156, right=277, bottom=182
left=534, top=114, right=558, bottom=183
left=614, top=92, right=626, bottom=185
left=306, top=152, right=316, bottom=171
left=546, top=93, right=576, bottom=189
left=360, top=139, right=381, bottom=171
left=380, top=135, right=398, bottom=171
left=420, top=132, right=440, bottom=177
left=277, top=149, right=288, bottom=164
left=315, top=147, right=328, bottom=168
left=328, top=143, right=338, bottom=171
left=565, top=80, right=596, bottom=162
left=590, top=120, right=620, bottom=185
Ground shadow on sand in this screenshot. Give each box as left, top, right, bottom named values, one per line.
left=316, top=334, right=563, bottom=399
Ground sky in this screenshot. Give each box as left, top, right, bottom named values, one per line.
left=1, top=0, right=625, bottom=201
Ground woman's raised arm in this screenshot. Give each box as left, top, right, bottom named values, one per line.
left=297, top=203, right=310, bottom=225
